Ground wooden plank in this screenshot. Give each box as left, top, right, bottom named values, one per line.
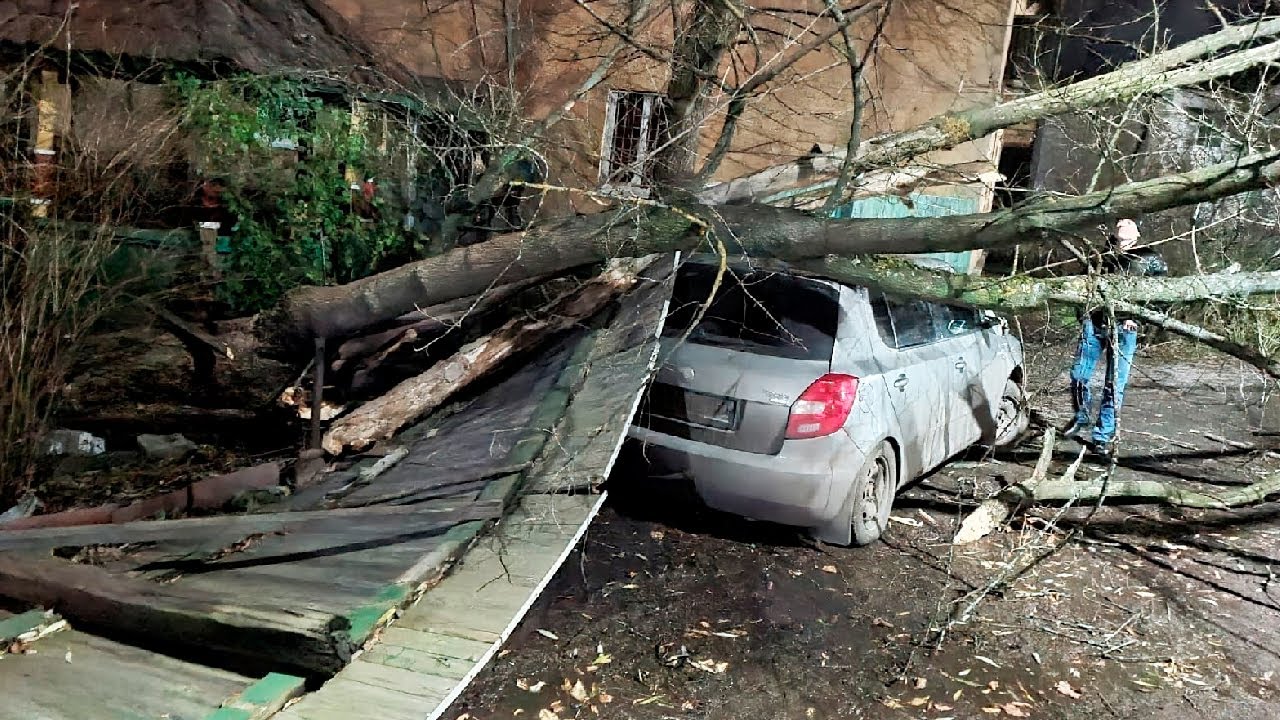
left=375, top=627, right=491, bottom=662
left=361, top=644, right=474, bottom=680
left=0, top=624, right=252, bottom=720
left=339, top=659, right=456, bottom=698
left=0, top=555, right=355, bottom=676
left=0, top=501, right=500, bottom=554
left=393, top=519, right=486, bottom=586
left=274, top=677, right=431, bottom=720
left=393, top=602, right=507, bottom=643
left=206, top=672, right=306, bottom=720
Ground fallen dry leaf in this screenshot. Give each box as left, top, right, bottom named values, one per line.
left=1055, top=680, right=1082, bottom=699
left=592, top=653, right=613, bottom=665
left=598, top=693, right=614, bottom=705
left=650, top=530, right=665, bottom=540
left=568, top=679, right=590, bottom=703
left=908, top=696, right=929, bottom=707
left=690, top=658, right=729, bottom=674
left=537, top=710, right=559, bottom=720
left=914, top=677, right=928, bottom=689
left=1001, top=702, right=1029, bottom=717
left=982, top=707, right=1003, bottom=715
left=536, top=629, right=559, bottom=641
left=881, top=698, right=904, bottom=709
left=821, top=564, right=838, bottom=574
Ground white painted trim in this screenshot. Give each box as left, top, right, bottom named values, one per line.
left=598, top=90, right=667, bottom=189
left=598, top=91, right=621, bottom=185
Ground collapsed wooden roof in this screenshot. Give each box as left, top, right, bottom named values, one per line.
left=0, top=0, right=421, bottom=89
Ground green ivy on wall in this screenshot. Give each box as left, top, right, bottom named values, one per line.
left=173, top=74, right=410, bottom=312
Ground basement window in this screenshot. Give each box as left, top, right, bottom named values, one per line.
left=599, top=90, right=669, bottom=195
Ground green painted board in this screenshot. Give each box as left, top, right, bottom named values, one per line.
left=206, top=672, right=305, bottom=720
left=0, top=609, right=63, bottom=644
left=831, top=193, right=981, bottom=274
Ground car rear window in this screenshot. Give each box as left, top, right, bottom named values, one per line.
left=663, top=263, right=838, bottom=360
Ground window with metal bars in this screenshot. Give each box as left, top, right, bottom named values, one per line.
left=598, top=90, right=669, bottom=194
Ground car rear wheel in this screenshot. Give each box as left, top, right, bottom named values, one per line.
left=991, top=378, right=1030, bottom=447
left=849, top=442, right=897, bottom=546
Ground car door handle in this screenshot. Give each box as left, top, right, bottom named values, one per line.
left=893, top=374, right=909, bottom=392
left=954, top=359, right=967, bottom=371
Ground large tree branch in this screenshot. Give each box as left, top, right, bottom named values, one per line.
left=700, top=16, right=1280, bottom=205
left=800, top=256, right=1280, bottom=378
left=270, top=150, right=1280, bottom=343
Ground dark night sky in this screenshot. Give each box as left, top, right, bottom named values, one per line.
left=1052, top=0, right=1277, bottom=79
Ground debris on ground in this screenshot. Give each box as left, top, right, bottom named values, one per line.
left=41, top=430, right=105, bottom=457
left=136, top=433, right=198, bottom=461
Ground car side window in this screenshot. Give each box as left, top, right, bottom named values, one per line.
left=869, top=293, right=898, bottom=348
left=933, top=304, right=982, bottom=339
left=885, top=296, right=937, bottom=348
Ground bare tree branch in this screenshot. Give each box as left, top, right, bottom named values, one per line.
left=702, top=16, right=1280, bottom=205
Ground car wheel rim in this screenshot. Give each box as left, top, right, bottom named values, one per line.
left=995, top=395, right=1019, bottom=436
left=858, top=457, right=889, bottom=529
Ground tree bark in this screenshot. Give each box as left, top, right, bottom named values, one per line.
left=272, top=150, right=1280, bottom=344
left=700, top=17, right=1280, bottom=205
left=1031, top=472, right=1280, bottom=509
left=320, top=256, right=655, bottom=454
left=953, top=428, right=1059, bottom=545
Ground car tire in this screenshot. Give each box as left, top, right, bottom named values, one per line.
left=848, top=442, right=898, bottom=546
left=991, top=378, right=1030, bottom=447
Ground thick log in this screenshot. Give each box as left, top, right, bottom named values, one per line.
left=276, top=151, right=1280, bottom=343
left=320, top=256, right=657, bottom=454
left=701, top=17, right=1280, bottom=205
left=0, top=554, right=356, bottom=675
left=800, top=256, right=1280, bottom=378
left=331, top=275, right=546, bottom=371
left=1031, top=472, right=1280, bottom=509
left=804, top=256, right=1280, bottom=310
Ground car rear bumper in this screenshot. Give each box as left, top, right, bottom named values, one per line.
left=625, top=427, right=865, bottom=529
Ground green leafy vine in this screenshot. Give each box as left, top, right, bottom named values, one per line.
left=173, top=74, right=410, bottom=312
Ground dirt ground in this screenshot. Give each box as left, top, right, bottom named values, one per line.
left=446, top=335, right=1280, bottom=720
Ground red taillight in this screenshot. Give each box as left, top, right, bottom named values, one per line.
left=785, top=374, right=859, bottom=440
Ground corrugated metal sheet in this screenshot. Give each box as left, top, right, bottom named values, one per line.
left=831, top=193, right=980, bottom=274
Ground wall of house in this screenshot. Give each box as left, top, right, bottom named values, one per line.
left=323, top=0, right=1016, bottom=212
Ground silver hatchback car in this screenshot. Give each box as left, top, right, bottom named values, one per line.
left=628, top=259, right=1028, bottom=545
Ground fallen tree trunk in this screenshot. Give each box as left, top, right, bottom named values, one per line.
left=320, top=256, right=657, bottom=454
left=330, top=275, right=547, bottom=371
left=1031, top=472, right=1280, bottom=509
left=701, top=16, right=1280, bottom=205
left=272, top=150, right=1280, bottom=344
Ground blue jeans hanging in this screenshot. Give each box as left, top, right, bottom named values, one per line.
left=1070, top=314, right=1137, bottom=444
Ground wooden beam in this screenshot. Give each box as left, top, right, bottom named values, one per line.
left=0, top=555, right=356, bottom=675
left=0, top=501, right=501, bottom=554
